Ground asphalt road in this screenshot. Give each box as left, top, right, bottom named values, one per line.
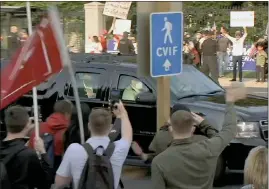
left=247, top=87, right=268, bottom=98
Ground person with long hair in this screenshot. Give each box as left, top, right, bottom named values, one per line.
left=63, top=103, right=91, bottom=151
left=242, top=146, right=268, bottom=189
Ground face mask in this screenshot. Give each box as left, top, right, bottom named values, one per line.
left=135, top=82, right=143, bottom=90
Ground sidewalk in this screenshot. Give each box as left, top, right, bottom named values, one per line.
left=219, top=78, right=267, bottom=88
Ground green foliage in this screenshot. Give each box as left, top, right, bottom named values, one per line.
left=182, top=2, right=268, bottom=43
left=127, top=2, right=268, bottom=42
left=1, top=1, right=86, bottom=11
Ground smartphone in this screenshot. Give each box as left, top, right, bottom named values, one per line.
left=110, top=89, right=121, bottom=109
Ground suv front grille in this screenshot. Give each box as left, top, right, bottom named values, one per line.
left=260, top=120, right=268, bottom=140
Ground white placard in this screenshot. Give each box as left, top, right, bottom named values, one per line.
left=103, top=2, right=132, bottom=19
left=113, top=19, right=131, bottom=35
left=230, top=11, right=255, bottom=27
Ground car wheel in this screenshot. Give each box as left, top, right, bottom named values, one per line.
left=213, top=154, right=226, bottom=187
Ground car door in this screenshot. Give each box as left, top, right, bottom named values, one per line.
left=111, top=69, right=157, bottom=154
left=64, top=66, right=109, bottom=110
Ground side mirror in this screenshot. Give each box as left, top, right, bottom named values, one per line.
left=136, top=92, right=156, bottom=105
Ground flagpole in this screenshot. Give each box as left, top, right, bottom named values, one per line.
left=48, top=7, right=85, bottom=144
left=26, top=2, right=39, bottom=138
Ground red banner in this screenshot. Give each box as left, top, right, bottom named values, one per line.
left=1, top=18, right=64, bottom=110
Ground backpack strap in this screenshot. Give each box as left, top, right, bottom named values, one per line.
left=81, top=143, right=94, bottom=157
left=104, top=142, right=115, bottom=158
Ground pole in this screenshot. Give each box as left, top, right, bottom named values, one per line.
left=26, top=2, right=40, bottom=138
left=48, top=6, right=85, bottom=144
left=136, top=2, right=155, bottom=77
left=155, top=2, right=171, bottom=130
left=108, top=17, right=116, bottom=34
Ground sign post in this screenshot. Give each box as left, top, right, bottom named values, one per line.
left=137, top=2, right=182, bottom=129
left=152, top=2, right=183, bottom=129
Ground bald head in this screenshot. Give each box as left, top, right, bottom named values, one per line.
left=171, top=110, right=194, bottom=135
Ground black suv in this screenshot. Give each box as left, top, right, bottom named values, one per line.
left=0, top=54, right=268, bottom=185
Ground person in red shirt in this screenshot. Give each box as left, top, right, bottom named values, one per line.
left=29, top=100, right=73, bottom=172
left=189, top=41, right=201, bottom=66
left=100, top=30, right=108, bottom=53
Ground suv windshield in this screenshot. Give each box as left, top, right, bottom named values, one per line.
left=170, top=65, right=223, bottom=99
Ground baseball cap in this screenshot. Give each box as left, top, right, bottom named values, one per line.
left=171, top=104, right=191, bottom=115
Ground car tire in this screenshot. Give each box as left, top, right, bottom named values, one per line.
left=213, top=154, right=226, bottom=187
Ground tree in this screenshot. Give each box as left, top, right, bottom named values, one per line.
left=183, top=1, right=268, bottom=42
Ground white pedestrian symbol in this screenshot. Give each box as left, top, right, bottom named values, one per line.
left=161, top=17, right=173, bottom=44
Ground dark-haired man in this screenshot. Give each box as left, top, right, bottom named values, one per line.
left=55, top=101, right=132, bottom=189
left=0, top=105, right=52, bottom=189
left=118, top=31, right=135, bottom=55
left=29, top=100, right=73, bottom=172
left=151, top=85, right=247, bottom=189
left=217, top=25, right=232, bottom=77
left=223, top=27, right=247, bottom=82
left=201, top=30, right=219, bottom=83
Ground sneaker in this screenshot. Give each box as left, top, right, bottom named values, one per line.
left=230, top=79, right=236, bottom=82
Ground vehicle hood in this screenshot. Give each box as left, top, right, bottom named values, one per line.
left=179, top=94, right=268, bottom=120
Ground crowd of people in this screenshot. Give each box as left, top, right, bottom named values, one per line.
left=182, top=24, right=268, bottom=84
left=0, top=84, right=268, bottom=189
left=1, top=26, right=29, bottom=57
left=3, top=24, right=268, bottom=85
left=68, top=30, right=136, bottom=55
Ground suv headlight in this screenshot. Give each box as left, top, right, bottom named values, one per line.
left=236, top=122, right=260, bottom=138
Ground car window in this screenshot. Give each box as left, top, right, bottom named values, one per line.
left=169, top=65, right=223, bottom=98
left=118, top=75, right=151, bottom=101
left=68, top=72, right=101, bottom=99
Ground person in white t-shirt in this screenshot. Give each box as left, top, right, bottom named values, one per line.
left=88, top=36, right=103, bottom=54
left=223, top=27, right=247, bottom=82
left=54, top=101, right=132, bottom=189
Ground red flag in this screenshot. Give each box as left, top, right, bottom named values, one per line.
left=0, top=17, right=64, bottom=110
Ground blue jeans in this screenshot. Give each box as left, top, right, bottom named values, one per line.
left=217, top=52, right=229, bottom=76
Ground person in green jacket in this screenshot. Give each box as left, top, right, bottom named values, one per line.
left=151, top=85, right=246, bottom=189
left=255, top=41, right=268, bottom=82
left=131, top=104, right=219, bottom=163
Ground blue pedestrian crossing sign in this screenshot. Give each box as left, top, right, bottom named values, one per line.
left=150, top=12, right=183, bottom=77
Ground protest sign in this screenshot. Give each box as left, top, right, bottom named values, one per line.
left=113, top=19, right=132, bottom=35
left=225, top=46, right=256, bottom=72
left=107, top=39, right=119, bottom=53
left=103, top=2, right=132, bottom=19
left=230, top=11, right=255, bottom=27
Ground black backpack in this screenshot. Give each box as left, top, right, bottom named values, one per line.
left=77, top=143, right=115, bottom=189
left=0, top=146, right=26, bottom=189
